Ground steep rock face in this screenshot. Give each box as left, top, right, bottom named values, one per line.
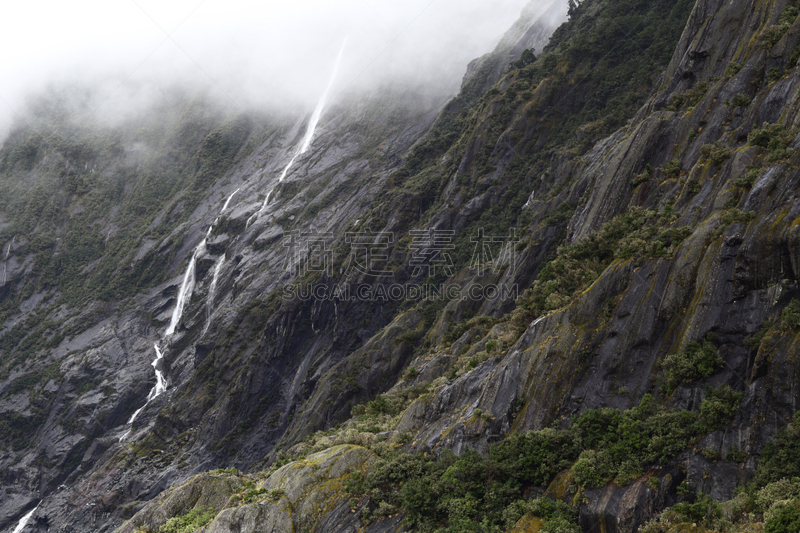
left=0, top=3, right=567, bottom=532
left=8, top=0, right=800, bottom=530
left=374, top=0, right=800, bottom=529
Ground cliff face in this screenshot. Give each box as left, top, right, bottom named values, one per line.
left=3, top=0, right=800, bottom=530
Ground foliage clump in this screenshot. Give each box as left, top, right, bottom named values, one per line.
left=734, top=168, right=761, bottom=190
left=730, top=93, right=752, bottom=108
left=760, top=5, right=799, bottom=49
left=660, top=338, right=724, bottom=394
left=667, top=82, right=709, bottom=111
left=748, top=123, right=797, bottom=160
left=700, top=143, right=731, bottom=166
left=700, top=143, right=733, bottom=165
left=346, top=393, right=743, bottom=531
left=781, top=299, right=800, bottom=332
left=515, top=207, right=691, bottom=321
left=156, top=507, right=216, bottom=533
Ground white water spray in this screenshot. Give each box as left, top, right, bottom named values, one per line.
left=221, top=188, right=240, bottom=213
left=2, top=237, right=13, bottom=287
left=205, top=257, right=225, bottom=333
left=247, top=40, right=347, bottom=228
left=120, top=344, right=167, bottom=441
left=12, top=504, right=38, bottom=533
left=166, top=240, right=205, bottom=336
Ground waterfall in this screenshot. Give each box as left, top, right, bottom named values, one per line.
left=122, top=186, right=242, bottom=439
left=120, top=343, right=167, bottom=441
left=299, top=39, right=347, bottom=154
left=221, top=188, right=240, bottom=213
left=12, top=504, right=38, bottom=533
left=165, top=240, right=205, bottom=336
left=148, top=344, right=167, bottom=399
left=205, top=257, right=225, bottom=333
left=2, top=237, right=13, bottom=287
left=523, top=190, right=535, bottom=209
left=247, top=39, right=347, bottom=228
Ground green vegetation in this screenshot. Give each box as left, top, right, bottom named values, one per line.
left=781, top=299, right=800, bottom=332
left=700, top=143, right=732, bottom=165
left=729, top=93, right=752, bottom=108
left=542, top=201, right=577, bottom=227
left=630, top=165, right=652, bottom=188
left=710, top=208, right=756, bottom=240
left=660, top=337, right=724, bottom=394
left=643, top=412, right=800, bottom=532
left=156, top=507, right=216, bottom=533
left=667, top=82, right=709, bottom=111
left=760, top=5, right=799, bottom=49
left=734, top=167, right=761, bottom=189
left=662, top=159, right=682, bottom=181
left=514, top=206, right=691, bottom=322
left=346, top=392, right=742, bottom=531
left=748, top=122, right=798, bottom=160
left=768, top=66, right=784, bottom=83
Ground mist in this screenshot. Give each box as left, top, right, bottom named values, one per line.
left=0, top=0, right=555, bottom=138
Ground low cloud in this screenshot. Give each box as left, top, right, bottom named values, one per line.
left=0, top=0, right=552, bottom=137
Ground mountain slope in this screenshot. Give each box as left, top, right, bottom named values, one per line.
left=5, top=0, right=800, bottom=531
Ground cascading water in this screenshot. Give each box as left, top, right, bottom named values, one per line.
left=121, top=41, right=342, bottom=437
left=120, top=344, right=166, bottom=441
left=2, top=237, right=13, bottom=287
left=121, top=187, right=243, bottom=439
left=221, top=188, right=240, bottom=213
left=168, top=187, right=240, bottom=337
left=165, top=240, right=204, bottom=336
left=11, top=504, right=38, bottom=533
left=247, top=39, right=347, bottom=228
left=205, top=257, right=225, bottom=333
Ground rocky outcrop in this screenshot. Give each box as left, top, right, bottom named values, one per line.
left=199, top=445, right=378, bottom=533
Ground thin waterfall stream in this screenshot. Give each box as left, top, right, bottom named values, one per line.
left=121, top=39, right=346, bottom=441
left=246, top=39, right=347, bottom=229
left=2, top=237, right=13, bottom=287
left=11, top=504, right=39, bottom=533
left=121, top=185, right=241, bottom=439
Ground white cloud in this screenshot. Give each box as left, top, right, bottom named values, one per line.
left=0, top=0, right=547, bottom=136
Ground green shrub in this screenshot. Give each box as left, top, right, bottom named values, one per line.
left=765, top=500, right=800, bottom=533
left=662, top=159, right=681, bottom=180
left=572, top=449, right=616, bottom=487
left=661, top=338, right=723, bottom=394
left=753, top=412, right=800, bottom=488
left=517, top=206, right=691, bottom=321
left=667, top=82, right=709, bottom=110
left=725, top=448, right=748, bottom=462
left=748, top=122, right=797, bottom=160
left=768, top=67, right=784, bottom=83
left=158, top=507, right=216, bottom=533
left=527, top=498, right=580, bottom=533
left=664, top=493, right=723, bottom=528
left=490, top=428, right=580, bottom=486
left=781, top=299, right=800, bottom=332
left=730, top=93, right=751, bottom=108
left=700, top=385, right=744, bottom=430
left=756, top=478, right=800, bottom=513
left=542, top=201, right=577, bottom=227
left=700, top=143, right=732, bottom=165
left=710, top=208, right=756, bottom=240
left=630, top=166, right=652, bottom=188
left=725, top=62, right=742, bottom=76
left=760, top=7, right=797, bottom=50
left=734, top=168, right=760, bottom=189
left=403, top=366, right=420, bottom=381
